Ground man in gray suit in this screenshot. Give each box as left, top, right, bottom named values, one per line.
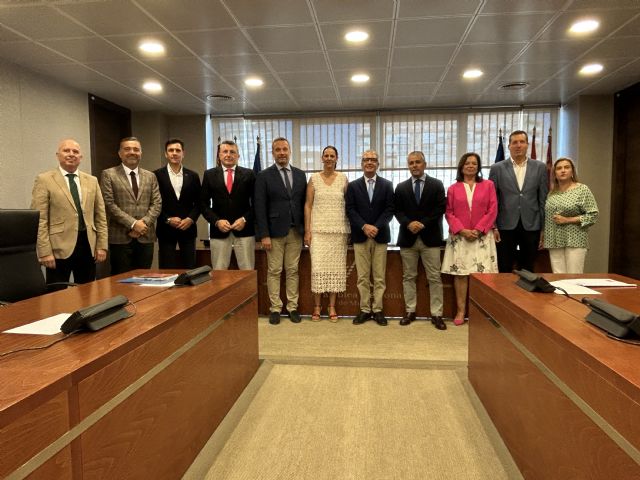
left=254, top=137, right=306, bottom=325
left=101, top=137, right=162, bottom=275
left=489, top=130, right=548, bottom=273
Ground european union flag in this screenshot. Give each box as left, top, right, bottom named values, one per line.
left=495, top=133, right=505, bottom=163
left=253, top=141, right=261, bottom=174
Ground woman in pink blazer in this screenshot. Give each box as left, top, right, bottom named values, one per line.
left=442, top=153, right=498, bottom=325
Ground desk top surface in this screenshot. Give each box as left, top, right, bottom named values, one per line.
left=0, top=270, right=256, bottom=426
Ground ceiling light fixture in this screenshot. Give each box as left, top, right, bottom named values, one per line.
left=142, top=81, right=162, bottom=93
left=244, top=77, right=264, bottom=87
left=463, top=69, right=483, bottom=79
left=569, top=19, right=600, bottom=34
left=579, top=63, right=603, bottom=75
left=138, top=40, right=165, bottom=56
left=345, top=30, right=369, bottom=43
left=351, top=73, right=370, bottom=84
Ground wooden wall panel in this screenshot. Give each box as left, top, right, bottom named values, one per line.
left=468, top=301, right=640, bottom=479
left=79, top=299, right=259, bottom=479
left=25, top=447, right=73, bottom=480
left=0, top=391, right=70, bottom=478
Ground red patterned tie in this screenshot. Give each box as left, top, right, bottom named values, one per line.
left=226, top=168, right=233, bottom=194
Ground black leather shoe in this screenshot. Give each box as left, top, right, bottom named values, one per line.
left=353, top=311, right=371, bottom=325
left=289, top=310, right=301, bottom=323
left=269, top=312, right=280, bottom=325
left=431, top=316, right=447, bottom=330
left=399, top=312, right=415, bottom=326
left=373, top=311, right=387, bottom=326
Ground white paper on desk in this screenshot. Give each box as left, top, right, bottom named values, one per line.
left=560, top=278, right=637, bottom=288
left=550, top=280, right=601, bottom=295
left=137, top=279, right=177, bottom=287
left=3, top=313, right=71, bottom=335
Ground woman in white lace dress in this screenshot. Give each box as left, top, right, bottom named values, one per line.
left=304, top=146, right=350, bottom=322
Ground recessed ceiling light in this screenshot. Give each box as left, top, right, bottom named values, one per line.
left=351, top=73, right=370, bottom=84
left=579, top=63, right=603, bottom=75
left=569, top=19, right=600, bottom=35
left=463, top=69, right=483, bottom=79
left=345, top=30, right=369, bottom=43
left=138, top=40, right=165, bottom=56
left=245, top=77, right=264, bottom=87
left=142, top=81, right=162, bottom=93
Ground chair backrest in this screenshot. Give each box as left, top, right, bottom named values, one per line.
left=0, top=209, right=47, bottom=303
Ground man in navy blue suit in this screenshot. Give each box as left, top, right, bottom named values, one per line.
left=254, top=137, right=307, bottom=325
left=394, top=151, right=447, bottom=330
left=345, top=150, right=394, bottom=326
left=154, top=138, right=201, bottom=269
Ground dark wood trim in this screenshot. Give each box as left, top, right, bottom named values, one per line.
left=610, top=81, right=640, bottom=277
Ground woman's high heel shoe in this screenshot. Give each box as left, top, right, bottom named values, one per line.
left=328, top=306, right=338, bottom=323
left=311, top=305, right=322, bottom=322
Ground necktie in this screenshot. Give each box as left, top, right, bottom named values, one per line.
left=414, top=178, right=421, bottom=204
left=130, top=171, right=139, bottom=198
left=66, top=173, right=86, bottom=231
left=226, top=168, right=233, bottom=194
left=367, top=178, right=374, bottom=202
left=282, top=167, right=292, bottom=195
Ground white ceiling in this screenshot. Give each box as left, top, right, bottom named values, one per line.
left=1, top=0, right=639, bottom=115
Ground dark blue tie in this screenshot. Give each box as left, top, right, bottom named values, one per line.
left=414, top=178, right=421, bottom=204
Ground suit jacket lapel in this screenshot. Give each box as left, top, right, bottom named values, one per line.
left=117, top=165, right=137, bottom=200
left=79, top=173, right=90, bottom=212
left=53, top=170, right=77, bottom=211
left=505, top=161, right=519, bottom=191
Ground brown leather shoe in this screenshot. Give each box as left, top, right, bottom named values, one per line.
left=399, top=312, right=416, bottom=326
left=431, top=316, right=447, bottom=330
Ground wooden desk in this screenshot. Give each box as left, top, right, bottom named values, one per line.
left=0, top=270, right=258, bottom=479
left=468, top=273, right=640, bottom=479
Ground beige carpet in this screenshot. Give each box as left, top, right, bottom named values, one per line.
left=184, top=317, right=522, bottom=480
left=259, top=316, right=468, bottom=367
left=198, top=364, right=520, bottom=480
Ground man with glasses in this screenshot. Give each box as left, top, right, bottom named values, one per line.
left=346, top=150, right=394, bottom=326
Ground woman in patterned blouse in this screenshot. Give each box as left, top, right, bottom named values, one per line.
left=543, top=158, right=598, bottom=273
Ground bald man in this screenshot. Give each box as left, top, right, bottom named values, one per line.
left=31, top=139, right=108, bottom=285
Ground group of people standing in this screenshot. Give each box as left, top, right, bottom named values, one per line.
left=32, top=130, right=598, bottom=329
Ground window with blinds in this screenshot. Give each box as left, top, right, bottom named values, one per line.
left=210, top=107, right=557, bottom=242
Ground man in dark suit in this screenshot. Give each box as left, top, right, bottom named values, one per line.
left=31, top=138, right=108, bottom=285
left=101, top=137, right=162, bottom=275
left=154, top=138, right=201, bottom=269
left=395, top=151, right=447, bottom=330
left=346, top=150, right=394, bottom=326
left=201, top=140, right=255, bottom=270
left=489, top=130, right=549, bottom=273
left=254, top=137, right=306, bottom=325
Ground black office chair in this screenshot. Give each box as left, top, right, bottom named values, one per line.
left=0, top=209, right=73, bottom=305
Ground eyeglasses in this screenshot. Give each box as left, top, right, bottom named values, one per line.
left=362, top=157, right=378, bottom=162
